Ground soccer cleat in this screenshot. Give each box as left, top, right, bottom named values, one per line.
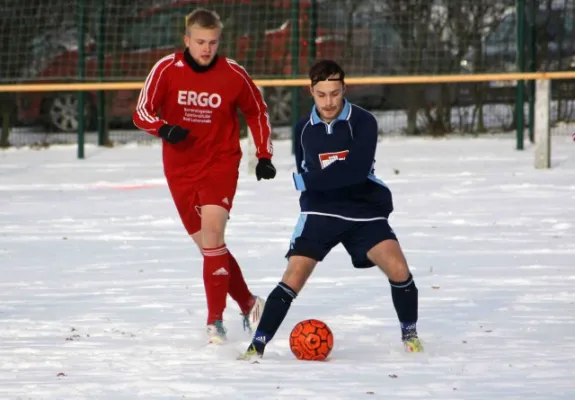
left=206, top=320, right=227, bottom=344
left=403, top=337, right=424, bottom=353
left=237, top=343, right=263, bottom=362
left=242, top=296, right=265, bottom=333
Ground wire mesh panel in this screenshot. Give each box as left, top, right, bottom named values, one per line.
left=5, top=0, right=575, bottom=84
left=0, top=0, right=281, bottom=139
left=1, top=0, right=575, bottom=144
left=4, top=0, right=575, bottom=82
left=0, top=0, right=287, bottom=83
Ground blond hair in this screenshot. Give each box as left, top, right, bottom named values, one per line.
left=185, top=8, right=223, bottom=31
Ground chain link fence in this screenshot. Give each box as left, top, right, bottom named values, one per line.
left=1, top=0, right=575, bottom=147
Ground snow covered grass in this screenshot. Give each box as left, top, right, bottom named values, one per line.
left=1, top=136, right=574, bottom=399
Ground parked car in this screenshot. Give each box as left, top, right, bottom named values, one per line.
left=16, top=28, right=96, bottom=131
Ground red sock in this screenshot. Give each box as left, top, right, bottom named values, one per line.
left=227, top=251, right=254, bottom=315
left=202, top=245, right=230, bottom=325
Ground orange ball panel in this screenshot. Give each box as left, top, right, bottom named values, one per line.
left=289, top=319, right=334, bottom=361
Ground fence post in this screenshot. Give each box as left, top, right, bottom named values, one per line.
left=290, top=0, right=300, bottom=155
left=534, top=79, right=550, bottom=169
left=97, top=0, right=106, bottom=146
left=527, top=0, right=536, bottom=144
left=515, top=0, right=525, bottom=151
left=77, top=0, right=86, bottom=159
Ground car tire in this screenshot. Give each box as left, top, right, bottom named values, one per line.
left=42, top=93, right=94, bottom=133
left=264, top=87, right=293, bottom=126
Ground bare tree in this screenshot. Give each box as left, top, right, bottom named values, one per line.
left=380, top=0, right=440, bottom=135
left=444, top=0, right=514, bottom=132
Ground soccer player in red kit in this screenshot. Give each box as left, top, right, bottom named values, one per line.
left=132, top=8, right=276, bottom=344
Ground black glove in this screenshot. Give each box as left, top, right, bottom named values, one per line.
left=158, top=124, right=189, bottom=144
left=255, top=158, right=276, bottom=181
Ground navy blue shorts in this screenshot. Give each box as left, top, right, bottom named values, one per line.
left=285, top=214, right=398, bottom=269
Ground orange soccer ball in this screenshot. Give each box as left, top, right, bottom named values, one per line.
left=289, top=319, right=334, bottom=361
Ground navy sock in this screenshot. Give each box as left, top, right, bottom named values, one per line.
left=389, top=273, right=419, bottom=340
left=251, top=282, right=297, bottom=354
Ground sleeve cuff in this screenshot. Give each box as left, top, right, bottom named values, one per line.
left=293, top=173, right=306, bottom=191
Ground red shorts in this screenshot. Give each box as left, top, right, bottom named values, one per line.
left=167, top=170, right=239, bottom=235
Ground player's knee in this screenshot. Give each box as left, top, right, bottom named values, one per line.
left=386, top=265, right=410, bottom=282
left=281, top=256, right=316, bottom=293
left=368, top=239, right=410, bottom=281
left=200, top=218, right=227, bottom=247
left=201, top=228, right=225, bottom=248
left=378, top=252, right=410, bottom=281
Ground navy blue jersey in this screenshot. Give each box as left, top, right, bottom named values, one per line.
left=291, top=100, right=393, bottom=220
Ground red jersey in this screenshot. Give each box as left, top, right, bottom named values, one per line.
left=133, top=52, right=273, bottom=180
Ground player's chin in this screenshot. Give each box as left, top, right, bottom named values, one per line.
left=198, top=56, right=214, bottom=65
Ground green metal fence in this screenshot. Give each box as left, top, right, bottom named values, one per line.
left=1, top=0, right=575, bottom=148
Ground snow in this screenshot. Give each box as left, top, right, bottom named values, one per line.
left=1, top=136, right=575, bottom=399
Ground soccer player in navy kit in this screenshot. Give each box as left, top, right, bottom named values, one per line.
left=239, top=60, right=423, bottom=360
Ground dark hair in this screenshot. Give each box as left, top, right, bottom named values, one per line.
left=309, top=60, right=345, bottom=86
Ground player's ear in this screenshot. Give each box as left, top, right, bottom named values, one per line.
left=309, top=85, right=314, bottom=97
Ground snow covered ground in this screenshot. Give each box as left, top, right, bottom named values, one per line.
left=1, top=136, right=574, bottom=399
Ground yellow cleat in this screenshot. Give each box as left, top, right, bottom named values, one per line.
left=237, top=344, right=263, bottom=362
left=403, top=337, right=424, bottom=353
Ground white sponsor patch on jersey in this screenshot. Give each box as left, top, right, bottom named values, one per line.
left=177, top=90, right=222, bottom=108
left=318, top=150, right=349, bottom=169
